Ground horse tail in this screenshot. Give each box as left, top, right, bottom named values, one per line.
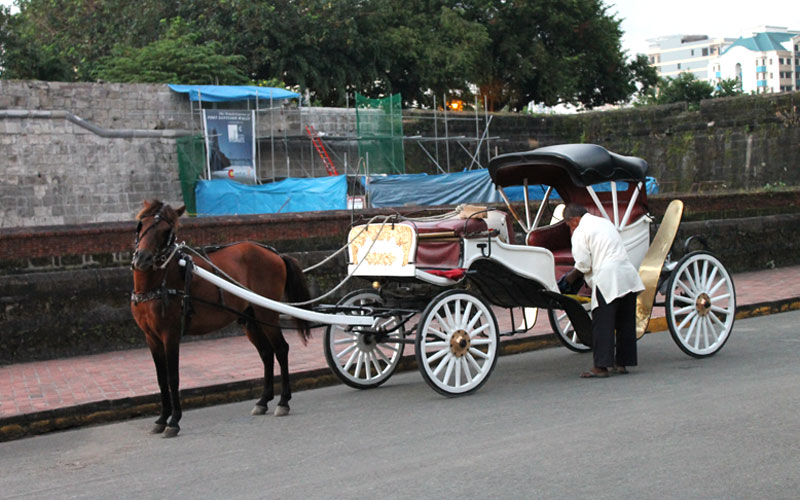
left=282, top=255, right=312, bottom=344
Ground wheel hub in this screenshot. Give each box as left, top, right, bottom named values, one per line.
left=696, top=293, right=712, bottom=316
left=357, top=333, right=376, bottom=350
left=450, top=330, right=471, bottom=357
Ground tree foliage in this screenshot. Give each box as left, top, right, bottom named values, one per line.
left=641, top=72, right=715, bottom=109
left=93, top=19, right=249, bottom=85
left=1, top=0, right=654, bottom=109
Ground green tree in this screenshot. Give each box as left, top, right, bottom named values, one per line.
left=465, top=0, right=633, bottom=110
left=643, top=72, right=714, bottom=109
left=714, top=77, right=743, bottom=98
left=93, top=18, right=249, bottom=85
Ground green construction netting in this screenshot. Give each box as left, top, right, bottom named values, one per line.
left=356, top=93, right=405, bottom=174
left=176, top=134, right=206, bottom=215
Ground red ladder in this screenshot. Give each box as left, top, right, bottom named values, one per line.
left=305, top=125, right=339, bottom=176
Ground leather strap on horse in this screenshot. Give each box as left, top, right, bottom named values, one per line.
left=180, top=254, right=195, bottom=338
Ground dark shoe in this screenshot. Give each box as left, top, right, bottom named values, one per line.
left=612, top=365, right=629, bottom=374
left=580, top=368, right=609, bottom=378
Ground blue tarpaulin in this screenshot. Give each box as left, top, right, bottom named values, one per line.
left=365, top=169, right=658, bottom=208
left=168, top=84, right=300, bottom=102
left=195, top=176, right=347, bottom=215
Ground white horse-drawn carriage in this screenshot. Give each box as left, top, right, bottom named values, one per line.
left=321, top=144, right=736, bottom=395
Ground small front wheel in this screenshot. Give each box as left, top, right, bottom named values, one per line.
left=548, top=305, right=592, bottom=353
left=665, top=251, right=736, bottom=358
left=324, top=289, right=405, bottom=389
left=415, top=290, right=499, bottom=397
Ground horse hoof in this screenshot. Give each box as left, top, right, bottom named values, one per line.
left=274, top=405, right=290, bottom=417
left=150, top=423, right=167, bottom=434
left=163, top=426, right=180, bottom=438
left=251, top=404, right=268, bottom=416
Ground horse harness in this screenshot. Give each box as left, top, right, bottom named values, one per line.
left=130, top=209, right=285, bottom=333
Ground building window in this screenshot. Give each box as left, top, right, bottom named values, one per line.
left=770, top=58, right=773, bottom=65
left=779, top=58, right=784, bottom=65
left=677, top=63, right=681, bottom=69
left=703, top=48, right=709, bottom=56
left=690, top=49, right=695, bottom=56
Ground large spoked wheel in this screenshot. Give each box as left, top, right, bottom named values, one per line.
left=548, top=304, right=592, bottom=353
left=665, top=251, right=736, bottom=358
left=324, top=289, right=405, bottom=389
left=415, top=289, right=499, bottom=397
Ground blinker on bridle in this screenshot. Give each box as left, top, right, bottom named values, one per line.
left=132, top=207, right=178, bottom=270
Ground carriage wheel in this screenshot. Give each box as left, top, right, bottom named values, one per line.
left=547, top=305, right=592, bottom=353
left=324, top=289, right=405, bottom=389
left=665, top=251, right=736, bottom=358
left=415, top=290, right=499, bottom=397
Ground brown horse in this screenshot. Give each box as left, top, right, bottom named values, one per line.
left=130, top=200, right=311, bottom=437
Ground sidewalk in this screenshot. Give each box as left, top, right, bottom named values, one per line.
left=2, top=265, right=800, bottom=440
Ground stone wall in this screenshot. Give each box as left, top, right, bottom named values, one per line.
left=2, top=80, right=800, bottom=228
left=2, top=190, right=800, bottom=364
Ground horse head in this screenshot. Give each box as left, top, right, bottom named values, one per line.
left=131, top=200, right=186, bottom=271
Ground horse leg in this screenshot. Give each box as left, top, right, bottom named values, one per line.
left=270, top=330, right=292, bottom=417
left=244, top=320, right=275, bottom=416
left=146, top=336, right=171, bottom=434
left=163, top=334, right=182, bottom=438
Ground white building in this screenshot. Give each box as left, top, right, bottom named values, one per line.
left=708, top=26, right=800, bottom=94
left=647, top=35, right=735, bottom=79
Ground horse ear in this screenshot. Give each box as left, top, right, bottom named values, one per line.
left=176, top=205, right=186, bottom=217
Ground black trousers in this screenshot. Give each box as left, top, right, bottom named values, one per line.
left=591, top=290, right=638, bottom=368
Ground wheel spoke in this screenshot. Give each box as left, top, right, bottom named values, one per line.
left=466, top=308, right=483, bottom=331
left=443, top=357, right=456, bottom=385
left=673, top=294, right=694, bottom=304
left=453, top=299, right=462, bottom=328
left=336, top=343, right=357, bottom=360
left=682, top=315, right=699, bottom=345
left=454, top=358, right=461, bottom=387
left=707, top=277, right=727, bottom=297
left=469, top=323, right=490, bottom=338
left=433, top=308, right=453, bottom=337
left=356, top=352, right=369, bottom=380
left=460, top=302, right=473, bottom=329
left=356, top=352, right=365, bottom=379
left=710, top=304, right=732, bottom=314
left=705, top=265, right=719, bottom=289
left=704, top=316, right=720, bottom=343
left=708, top=310, right=727, bottom=329
left=432, top=353, right=453, bottom=377
left=675, top=304, right=697, bottom=315
left=676, top=278, right=695, bottom=299
left=461, top=358, right=474, bottom=383
left=469, top=347, right=489, bottom=360
left=427, top=327, right=448, bottom=340
left=700, top=260, right=709, bottom=290
left=334, top=335, right=357, bottom=344
left=470, top=338, right=493, bottom=346
left=370, top=352, right=383, bottom=376
left=443, top=303, right=455, bottom=331
left=425, top=341, right=449, bottom=349
left=466, top=352, right=482, bottom=373
left=677, top=310, right=697, bottom=330
left=426, top=347, right=450, bottom=364
left=709, top=293, right=731, bottom=303
left=343, top=349, right=358, bottom=372
left=682, top=269, right=699, bottom=295
left=374, top=346, right=392, bottom=365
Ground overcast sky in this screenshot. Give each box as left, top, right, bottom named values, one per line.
left=2, top=0, right=799, bottom=58
left=609, top=0, right=800, bottom=56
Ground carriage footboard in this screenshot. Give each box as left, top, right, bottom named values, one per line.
left=467, top=258, right=592, bottom=345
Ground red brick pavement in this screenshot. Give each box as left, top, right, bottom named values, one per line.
left=1, top=265, right=798, bottom=419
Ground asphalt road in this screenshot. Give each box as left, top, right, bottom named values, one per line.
left=2, top=311, right=800, bottom=500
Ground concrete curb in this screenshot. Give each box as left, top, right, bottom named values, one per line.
left=3, top=297, right=799, bottom=442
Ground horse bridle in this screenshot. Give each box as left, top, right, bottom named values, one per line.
left=132, top=207, right=179, bottom=270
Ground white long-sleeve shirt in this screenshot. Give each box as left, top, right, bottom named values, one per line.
left=571, top=213, right=645, bottom=310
